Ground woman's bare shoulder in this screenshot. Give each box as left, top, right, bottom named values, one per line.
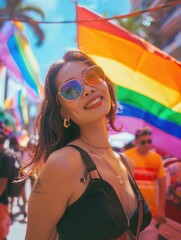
left=45, top=146, right=81, bottom=174
left=32, top=146, right=81, bottom=195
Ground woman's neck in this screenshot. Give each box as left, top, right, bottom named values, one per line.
left=79, top=119, right=109, bottom=148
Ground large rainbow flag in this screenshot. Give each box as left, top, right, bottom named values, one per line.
left=0, top=22, right=43, bottom=99
left=77, top=6, right=181, bottom=158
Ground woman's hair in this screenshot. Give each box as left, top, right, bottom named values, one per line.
left=21, top=49, right=119, bottom=178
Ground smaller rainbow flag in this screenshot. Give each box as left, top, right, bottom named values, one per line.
left=4, top=90, right=29, bottom=127
left=0, top=22, right=43, bottom=99
left=0, top=107, right=16, bottom=135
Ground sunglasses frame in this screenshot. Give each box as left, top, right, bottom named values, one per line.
left=56, top=65, right=105, bottom=101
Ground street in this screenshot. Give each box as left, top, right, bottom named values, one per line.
left=8, top=208, right=27, bottom=240
left=7, top=179, right=31, bottom=240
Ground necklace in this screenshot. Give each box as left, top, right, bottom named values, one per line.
left=82, top=141, right=131, bottom=225
left=82, top=140, right=124, bottom=184
left=98, top=152, right=125, bottom=185
left=80, top=138, right=111, bottom=149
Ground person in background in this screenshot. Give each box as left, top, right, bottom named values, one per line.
left=124, top=127, right=166, bottom=240
left=8, top=137, right=27, bottom=219
left=21, top=140, right=44, bottom=188
left=23, top=50, right=152, bottom=240
left=0, top=128, right=11, bottom=240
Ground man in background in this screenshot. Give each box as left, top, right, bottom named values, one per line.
left=124, top=127, right=166, bottom=240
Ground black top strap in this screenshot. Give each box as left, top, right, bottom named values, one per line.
left=68, top=145, right=97, bottom=172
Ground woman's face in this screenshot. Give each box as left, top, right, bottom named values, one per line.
left=55, top=61, right=112, bottom=127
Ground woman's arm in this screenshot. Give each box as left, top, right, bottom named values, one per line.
left=25, top=149, right=76, bottom=240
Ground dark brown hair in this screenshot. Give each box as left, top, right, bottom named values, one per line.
left=135, top=127, right=152, bottom=139
left=21, top=50, right=119, bottom=178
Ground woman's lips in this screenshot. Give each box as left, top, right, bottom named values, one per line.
left=84, top=96, right=103, bottom=110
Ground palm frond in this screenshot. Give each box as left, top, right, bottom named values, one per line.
left=17, top=5, right=45, bottom=19
left=18, top=14, right=45, bottom=46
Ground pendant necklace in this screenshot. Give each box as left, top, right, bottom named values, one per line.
left=81, top=139, right=131, bottom=227
left=99, top=153, right=125, bottom=185
left=81, top=139, right=124, bottom=185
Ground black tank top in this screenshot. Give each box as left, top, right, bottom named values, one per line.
left=56, top=145, right=152, bottom=240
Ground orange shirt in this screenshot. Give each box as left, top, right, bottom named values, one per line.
left=124, top=147, right=166, bottom=217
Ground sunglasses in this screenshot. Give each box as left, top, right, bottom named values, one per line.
left=140, top=139, right=152, bottom=145
left=57, top=65, right=105, bottom=101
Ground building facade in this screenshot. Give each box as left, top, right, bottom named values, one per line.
left=129, top=0, right=181, bottom=61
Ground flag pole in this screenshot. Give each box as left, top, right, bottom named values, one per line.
left=4, top=71, right=9, bottom=101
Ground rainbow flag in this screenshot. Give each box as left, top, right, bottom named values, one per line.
left=77, top=6, right=181, bottom=158
left=17, top=128, right=29, bottom=147
left=4, top=90, right=29, bottom=126
left=0, top=22, right=43, bottom=99
left=0, top=107, right=16, bottom=135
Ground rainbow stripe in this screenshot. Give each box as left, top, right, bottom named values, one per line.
left=77, top=6, right=181, bottom=157
left=4, top=90, right=29, bottom=126
left=0, top=22, right=42, bottom=99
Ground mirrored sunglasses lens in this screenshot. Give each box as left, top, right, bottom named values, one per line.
left=140, top=139, right=152, bottom=145
left=140, top=141, right=146, bottom=145
left=60, top=81, right=82, bottom=100
left=85, top=67, right=104, bottom=85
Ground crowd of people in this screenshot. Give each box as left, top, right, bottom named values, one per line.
left=0, top=49, right=178, bottom=240
left=0, top=123, right=33, bottom=240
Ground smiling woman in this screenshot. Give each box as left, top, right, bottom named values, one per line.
left=22, top=49, right=151, bottom=240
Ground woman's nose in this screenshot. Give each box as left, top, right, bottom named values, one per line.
left=82, top=84, right=95, bottom=97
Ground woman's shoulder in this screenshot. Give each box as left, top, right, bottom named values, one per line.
left=46, top=145, right=80, bottom=170
left=35, top=145, right=83, bottom=194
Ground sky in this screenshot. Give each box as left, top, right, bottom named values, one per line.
left=0, top=0, right=132, bottom=144
left=0, top=0, right=131, bottom=109
left=24, top=0, right=131, bottom=82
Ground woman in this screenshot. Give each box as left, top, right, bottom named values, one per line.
left=24, top=50, right=151, bottom=240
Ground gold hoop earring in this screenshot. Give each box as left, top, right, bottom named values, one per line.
left=63, top=116, right=71, bottom=128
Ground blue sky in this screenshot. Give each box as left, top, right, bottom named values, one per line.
left=24, top=0, right=131, bottom=81
left=0, top=0, right=130, bottom=105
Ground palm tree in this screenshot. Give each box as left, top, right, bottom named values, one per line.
left=0, top=0, right=45, bottom=118
left=0, top=0, right=45, bottom=46
left=117, top=15, right=156, bottom=44
left=117, top=16, right=141, bottom=33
